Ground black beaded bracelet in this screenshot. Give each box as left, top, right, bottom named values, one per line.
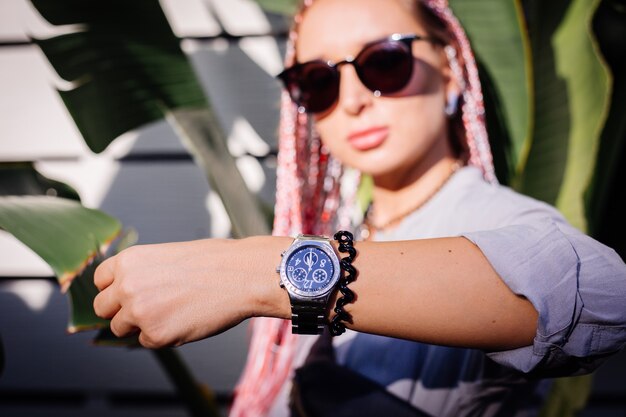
left=330, top=230, right=357, bottom=336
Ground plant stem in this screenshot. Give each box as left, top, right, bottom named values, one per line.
left=167, top=108, right=271, bottom=238
left=153, top=348, right=221, bottom=417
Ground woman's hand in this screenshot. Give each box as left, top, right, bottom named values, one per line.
left=93, top=237, right=291, bottom=348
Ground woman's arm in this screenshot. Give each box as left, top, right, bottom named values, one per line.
left=93, top=235, right=537, bottom=350
left=335, top=236, right=538, bottom=349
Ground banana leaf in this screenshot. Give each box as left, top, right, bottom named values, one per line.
left=29, top=0, right=270, bottom=238
left=0, top=162, right=80, bottom=201
left=0, top=196, right=119, bottom=331
left=585, top=0, right=626, bottom=259
left=450, top=1, right=616, bottom=415
left=30, top=0, right=207, bottom=154
left=449, top=0, right=530, bottom=183
left=0, top=196, right=220, bottom=417
left=0, top=165, right=112, bottom=330
left=0, top=196, right=120, bottom=289
left=255, top=0, right=300, bottom=15
left=519, top=0, right=610, bottom=234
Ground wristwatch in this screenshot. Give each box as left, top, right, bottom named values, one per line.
left=277, top=234, right=341, bottom=334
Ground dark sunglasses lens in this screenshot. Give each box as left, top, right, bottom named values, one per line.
left=358, top=41, right=413, bottom=93
left=285, top=62, right=339, bottom=113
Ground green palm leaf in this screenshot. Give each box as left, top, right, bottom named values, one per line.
left=0, top=162, right=80, bottom=201
left=519, top=0, right=610, bottom=232
left=30, top=0, right=207, bottom=153
left=0, top=196, right=121, bottom=330
left=254, top=0, right=300, bottom=15
left=585, top=0, right=626, bottom=257
left=454, top=1, right=615, bottom=414
left=29, top=0, right=270, bottom=238
left=0, top=195, right=220, bottom=416
left=449, top=0, right=531, bottom=183
left=0, top=196, right=121, bottom=287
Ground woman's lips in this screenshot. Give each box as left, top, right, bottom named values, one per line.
left=347, top=126, right=389, bottom=151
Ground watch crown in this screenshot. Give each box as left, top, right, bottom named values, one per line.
left=275, top=265, right=281, bottom=273
left=279, top=281, right=285, bottom=288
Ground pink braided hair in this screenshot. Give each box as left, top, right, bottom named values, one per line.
left=229, top=1, right=495, bottom=415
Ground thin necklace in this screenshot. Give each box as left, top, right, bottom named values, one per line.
left=361, top=160, right=462, bottom=240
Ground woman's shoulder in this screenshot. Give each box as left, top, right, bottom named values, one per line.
left=386, top=165, right=571, bottom=240
left=437, top=166, right=567, bottom=231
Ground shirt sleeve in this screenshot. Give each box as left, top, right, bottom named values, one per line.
left=463, top=218, right=626, bottom=377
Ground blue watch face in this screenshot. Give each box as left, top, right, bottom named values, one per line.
left=285, top=245, right=335, bottom=293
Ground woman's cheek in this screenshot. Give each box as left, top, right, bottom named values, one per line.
left=316, top=119, right=346, bottom=152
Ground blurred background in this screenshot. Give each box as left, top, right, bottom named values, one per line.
left=0, top=0, right=624, bottom=416
left=0, top=0, right=287, bottom=416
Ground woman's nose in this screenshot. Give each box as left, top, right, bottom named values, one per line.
left=337, top=64, right=373, bottom=115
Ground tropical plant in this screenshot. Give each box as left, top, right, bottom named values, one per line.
left=27, top=0, right=271, bottom=237
left=1, top=0, right=623, bottom=416
left=0, top=166, right=221, bottom=417
left=435, top=0, right=625, bottom=415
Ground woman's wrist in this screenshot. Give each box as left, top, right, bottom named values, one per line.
left=238, top=235, right=292, bottom=320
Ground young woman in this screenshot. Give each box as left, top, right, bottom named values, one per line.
left=93, top=0, right=626, bottom=416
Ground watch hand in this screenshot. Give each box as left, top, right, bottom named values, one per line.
left=306, top=249, right=314, bottom=271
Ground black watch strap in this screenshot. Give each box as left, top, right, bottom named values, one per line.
left=291, top=300, right=326, bottom=335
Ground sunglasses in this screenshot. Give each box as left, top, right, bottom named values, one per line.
left=278, top=33, right=438, bottom=114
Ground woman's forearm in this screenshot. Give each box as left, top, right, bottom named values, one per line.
left=332, top=237, right=537, bottom=349
left=252, top=235, right=538, bottom=351
left=94, top=235, right=538, bottom=350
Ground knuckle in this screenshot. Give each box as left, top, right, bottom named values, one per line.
left=127, top=300, right=146, bottom=322
left=93, top=294, right=103, bottom=317
left=114, top=248, right=134, bottom=271
left=93, top=266, right=104, bottom=288
left=139, top=331, right=160, bottom=349
left=109, top=319, right=122, bottom=337
left=117, top=277, right=134, bottom=298
left=94, top=258, right=114, bottom=290
left=138, top=333, right=151, bottom=348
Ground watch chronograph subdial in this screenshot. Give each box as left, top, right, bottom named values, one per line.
left=311, top=268, right=328, bottom=283
left=292, top=267, right=307, bottom=282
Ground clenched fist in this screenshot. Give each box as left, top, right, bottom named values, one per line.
left=93, top=237, right=291, bottom=348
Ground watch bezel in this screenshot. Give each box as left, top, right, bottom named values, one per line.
left=279, top=238, right=341, bottom=299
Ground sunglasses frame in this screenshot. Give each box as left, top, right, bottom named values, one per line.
left=278, top=33, right=438, bottom=114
